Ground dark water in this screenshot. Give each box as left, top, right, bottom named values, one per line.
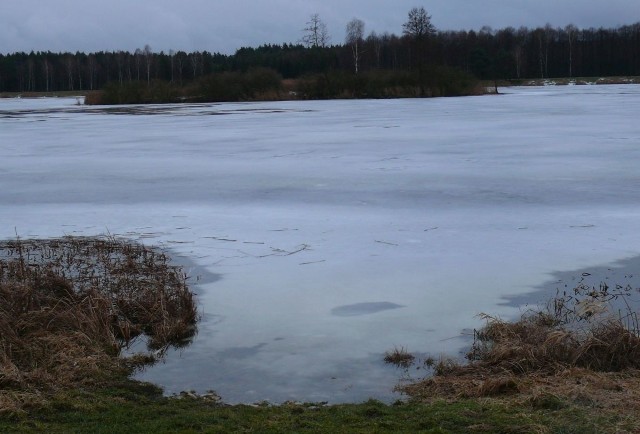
left=502, top=255, right=640, bottom=317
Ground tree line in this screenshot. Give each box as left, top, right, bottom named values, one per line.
left=1, top=10, right=638, bottom=95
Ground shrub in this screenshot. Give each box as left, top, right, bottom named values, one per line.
left=296, top=67, right=479, bottom=99
left=193, top=68, right=283, bottom=102
left=91, top=80, right=180, bottom=105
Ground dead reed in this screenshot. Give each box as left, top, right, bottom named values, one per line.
left=0, top=236, right=199, bottom=413
left=398, top=278, right=640, bottom=407
left=383, top=347, right=415, bottom=368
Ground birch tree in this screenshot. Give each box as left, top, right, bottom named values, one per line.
left=143, top=45, right=153, bottom=84
left=345, top=18, right=365, bottom=73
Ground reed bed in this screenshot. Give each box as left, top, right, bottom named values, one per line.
left=0, top=236, right=198, bottom=413
left=397, top=280, right=640, bottom=409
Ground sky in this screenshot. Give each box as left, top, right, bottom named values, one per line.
left=1, top=0, right=638, bottom=55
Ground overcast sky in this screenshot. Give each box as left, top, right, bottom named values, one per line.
left=1, top=0, right=638, bottom=55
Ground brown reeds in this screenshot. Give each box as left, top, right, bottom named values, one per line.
left=383, top=347, right=415, bottom=368
left=0, top=236, right=199, bottom=413
left=398, top=279, right=640, bottom=406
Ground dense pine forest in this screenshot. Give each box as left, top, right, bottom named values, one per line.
left=1, top=10, right=638, bottom=102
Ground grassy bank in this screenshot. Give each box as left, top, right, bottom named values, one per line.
left=1, top=381, right=632, bottom=433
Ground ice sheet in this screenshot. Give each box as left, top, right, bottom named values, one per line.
left=2, top=85, right=640, bottom=403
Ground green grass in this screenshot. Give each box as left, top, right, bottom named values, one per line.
left=0, top=380, right=632, bottom=434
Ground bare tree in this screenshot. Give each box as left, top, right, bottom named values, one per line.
left=134, top=48, right=142, bottom=81
left=126, top=53, right=133, bottom=82
left=42, top=57, right=50, bottom=92
left=169, top=49, right=175, bottom=83
left=143, top=44, right=153, bottom=84
left=514, top=26, right=528, bottom=78
left=27, top=58, right=35, bottom=91
left=87, top=54, right=96, bottom=90
left=403, top=7, right=435, bottom=69
left=367, top=31, right=382, bottom=68
left=345, top=18, right=365, bottom=73
left=176, top=51, right=186, bottom=85
left=65, top=55, right=75, bottom=90
left=402, top=7, right=435, bottom=39
left=76, top=56, right=83, bottom=90
left=301, top=13, right=330, bottom=48
left=543, top=24, right=555, bottom=78
left=513, top=45, right=523, bottom=78
left=190, top=52, right=200, bottom=79
left=534, top=28, right=546, bottom=78
left=115, top=51, right=125, bottom=84
left=565, top=24, right=578, bottom=77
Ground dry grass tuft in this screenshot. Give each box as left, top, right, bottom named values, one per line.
left=383, top=347, right=415, bottom=368
left=477, top=376, right=520, bottom=397
left=467, top=313, right=640, bottom=375
left=0, top=236, right=199, bottom=412
left=467, top=280, right=640, bottom=376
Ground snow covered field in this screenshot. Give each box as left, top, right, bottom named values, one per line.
left=2, top=85, right=640, bottom=403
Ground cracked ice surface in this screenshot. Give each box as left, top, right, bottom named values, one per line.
left=2, top=85, right=640, bottom=403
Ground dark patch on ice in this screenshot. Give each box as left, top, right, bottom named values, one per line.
left=0, top=104, right=315, bottom=119
left=331, top=302, right=405, bottom=317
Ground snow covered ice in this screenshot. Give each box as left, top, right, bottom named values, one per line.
left=2, top=85, right=640, bottom=403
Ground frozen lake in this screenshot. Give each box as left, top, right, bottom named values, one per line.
left=2, top=85, right=640, bottom=403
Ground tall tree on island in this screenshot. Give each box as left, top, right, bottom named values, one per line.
left=402, top=7, right=435, bottom=39
left=402, top=7, right=436, bottom=70
left=302, top=14, right=330, bottom=48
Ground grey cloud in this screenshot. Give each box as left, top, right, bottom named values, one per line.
left=1, top=0, right=637, bottom=54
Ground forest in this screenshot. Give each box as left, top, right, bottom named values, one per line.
left=1, top=8, right=639, bottom=101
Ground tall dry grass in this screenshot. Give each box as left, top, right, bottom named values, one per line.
left=0, top=236, right=199, bottom=413
left=397, top=279, right=640, bottom=404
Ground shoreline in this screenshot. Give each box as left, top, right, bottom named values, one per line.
left=2, top=76, right=639, bottom=103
